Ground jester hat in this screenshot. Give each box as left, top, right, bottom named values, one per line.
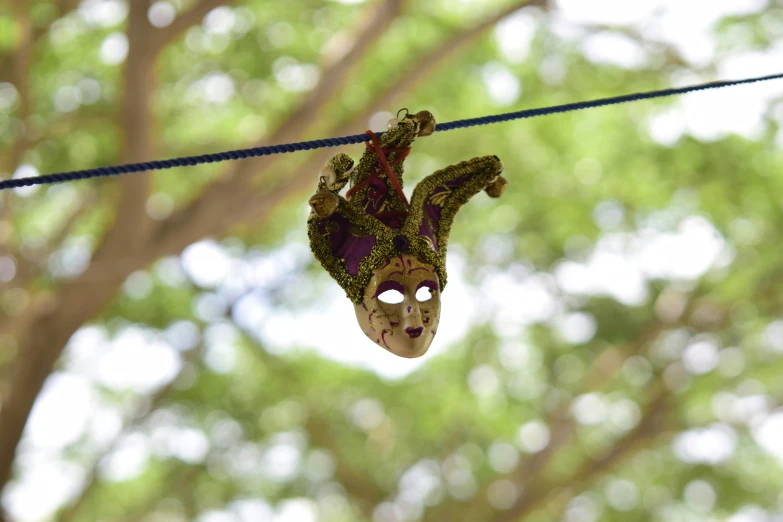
left=307, top=110, right=506, bottom=356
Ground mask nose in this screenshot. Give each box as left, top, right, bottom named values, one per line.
left=402, top=298, right=423, bottom=327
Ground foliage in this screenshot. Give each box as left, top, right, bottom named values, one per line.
left=1, top=1, right=783, bottom=521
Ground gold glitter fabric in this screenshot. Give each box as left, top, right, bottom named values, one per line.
left=318, top=153, right=354, bottom=192
left=307, top=114, right=504, bottom=304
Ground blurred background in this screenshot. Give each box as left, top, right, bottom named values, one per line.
left=1, top=0, right=783, bottom=521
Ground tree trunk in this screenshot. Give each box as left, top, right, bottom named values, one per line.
left=0, top=0, right=156, bottom=490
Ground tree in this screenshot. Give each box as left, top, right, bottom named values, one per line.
left=1, top=0, right=782, bottom=521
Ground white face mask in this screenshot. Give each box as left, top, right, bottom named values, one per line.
left=353, top=254, right=441, bottom=358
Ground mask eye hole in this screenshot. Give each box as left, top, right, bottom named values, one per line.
left=377, top=289, right=404, bottom=304
left=416, top=286, right=434, bottom=302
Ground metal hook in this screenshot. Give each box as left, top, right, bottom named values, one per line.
left=397, top=108, right=410, bottom=120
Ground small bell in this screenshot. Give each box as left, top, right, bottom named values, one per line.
left=485, top=175, right=508, bottom=198
left=309, top=189, right=340, bottom=218
left=408, top=110, right=436, bottom=137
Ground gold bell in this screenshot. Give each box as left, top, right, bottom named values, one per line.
left=485, top=175, right=508, bottom=198
left=408, top=110, right=436, bottom=137
left=309, top=189, right=340, bottom=218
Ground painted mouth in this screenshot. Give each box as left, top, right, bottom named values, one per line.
left=405, top=327, right=423, bottom=338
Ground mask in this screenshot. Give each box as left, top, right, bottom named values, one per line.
left=354, top=254, right=441, bottom=358
left=307, top=110, right=506, bottom=358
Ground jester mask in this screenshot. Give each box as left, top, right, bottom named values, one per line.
left=307, top=110, right=507, bottom=358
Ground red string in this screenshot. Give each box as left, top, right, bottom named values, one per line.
left=345, top=131, right=410, bottom=208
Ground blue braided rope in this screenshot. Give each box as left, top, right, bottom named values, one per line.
left=2, top=72, right=781, bottom=191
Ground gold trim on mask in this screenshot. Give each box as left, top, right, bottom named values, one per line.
left=307, top=112, right=505, bottom=304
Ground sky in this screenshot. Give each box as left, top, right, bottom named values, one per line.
left=4, top=0, right=783, bottom=520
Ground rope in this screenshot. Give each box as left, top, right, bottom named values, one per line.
left=345, top=130, right=411, bottom=206
left=1, top=72, right=781, bottom=191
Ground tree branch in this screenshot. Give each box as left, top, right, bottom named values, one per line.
left=496, top=385, right=671, bottom=522
left=152, top=0, right=539, bottom=256
left=578, top=23, right=712, bottom=71
left=99, top=0, right=157, bottom=253
left=56, top=347, right=201, bottom=522
left=0, top=0, right=81, bottom=100
left=3, top=190, right=98, bottom=289
left=305, top=416, right=387, bottom=519
left=424, top=293, right=670, bottom=522
left=0, top=0, right=220, bottom=495
left=153, top=0, right=408, bottom=252
left=81, top=0, right=235, bottom=259
left=244, top=345, right=388, bottom=518
left=4, top=2, right=33, bottom=174
left=231, top=0, right=549, bottom=229
left=151, top=0, right=237, bottom=50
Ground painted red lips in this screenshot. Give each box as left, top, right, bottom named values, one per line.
left=405, top=327, right=423, bottom=338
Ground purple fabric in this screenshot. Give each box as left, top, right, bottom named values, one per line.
left=359, top=173, right=389, bottom=216
left=380, top=215, right=404, bottom=229
left=419, top=193, right=442, bottom=251
left=319, top=170, right=481, bottom=274
left=319, top=213, right=376, bottom=276
left=414, top=173, right=471, bottom=250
